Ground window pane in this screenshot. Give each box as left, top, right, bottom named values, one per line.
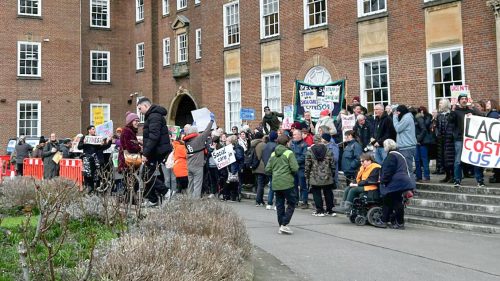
left=432, top=53, right=441, bottom=68
left=451, top=51, right=461, bottom=65
left=434, top=69, right=442, bottom=82
left=442, top=52, right=451, bottom=66
left=452, top=66, right=461, bottom=81
left=442, top=67, right=452, bottom=82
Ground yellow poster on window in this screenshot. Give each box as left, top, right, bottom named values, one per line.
left=93, top=107, right=104, bottom=126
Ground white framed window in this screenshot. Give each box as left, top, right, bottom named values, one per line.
left=177, top=0, right=187, bottom=10
left=195, top=29, right=202, bottom=59
left=359, top=57, right=390, bottom=113
left=136, top=96, right=146, bottom=123
left=163, top=38, right=171, bottom=66
left=177, top=33, right=188, bottom=63
left=223, top=1, right=240, bottom=47
left=195, top=0, right=200, bottom=4
left=260, top=0, right=279, bottom=38
left=358, top=0, right=386, bottom=17
left=304, top=0, right=327, bottom=29
left=90, top=103, right=111, bottom=126
left=17, top=101, right=41, bottom=137
left=136, top=42, right=145, bottom=70
left=262, top=73, right=281, bottom=113
left=18, top=41, right=41, bottom=77
left=90, top=0, right=109, bottom=28
left=162, top=0, right=169, bottom=15
left=225, top=79, right=242, bottom=132
left=426, top=46, right=465, bottom=110
left=90, top=51, right=110, bottom=82
left=136, top=0, right=144, bottom=22
left=18, top=0, right=41, bottom=16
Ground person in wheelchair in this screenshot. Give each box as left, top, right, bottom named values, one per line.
left=339, top=153, right=381, bottom=213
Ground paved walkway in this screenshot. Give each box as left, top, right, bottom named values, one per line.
left=229, top=201, right=500, bottom=281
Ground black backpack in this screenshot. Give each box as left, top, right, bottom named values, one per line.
left=244, top=145, right=260, bottom=170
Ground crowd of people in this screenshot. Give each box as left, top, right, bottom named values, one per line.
left=10, top=94, right=500, bottom=234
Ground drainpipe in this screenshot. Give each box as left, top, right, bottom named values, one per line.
left=487, top=0, right=500, bottom=100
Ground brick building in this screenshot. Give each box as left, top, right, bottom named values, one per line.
left=1, top=0, right=499, bottom=152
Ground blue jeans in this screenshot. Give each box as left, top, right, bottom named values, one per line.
left=399, top=148, right=416, bottom=177
left=275, top=187, right=297, bottom=226
left=454, top=141, right=463, bottom=182
left=294, top=168, right=308, bottom=204
left=267, top=175, right=274, bottom=205
left=374, top=146, right=387, bottom=164
left=415, top=145, right=430, bottom=180
left=475, top=167, right=484, bottom=184
left=255, top=174, right=267, bottom=204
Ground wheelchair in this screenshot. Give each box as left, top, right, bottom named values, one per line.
left=347, top=190, right=383, bottom=226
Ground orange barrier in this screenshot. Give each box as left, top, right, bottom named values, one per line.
left=23, top=158, right=44, bottom=180
left=0, top=159, right=4, bottom=183
left=0, top=155, right=16, bottom=178
left=59, top=159, right=83, bottom=188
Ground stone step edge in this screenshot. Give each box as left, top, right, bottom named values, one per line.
left=416, top=190, right=500, bottom=199
left=405, top=215, right=500, bottom=234
left=407, top=206, right=500, bottom=220
left=410, top=198, right=500, bottom=209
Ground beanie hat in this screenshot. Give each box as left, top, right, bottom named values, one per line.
left=321, top=133, right=331, bottom=142
left=39, top=136, right=47, bottom=144
left=458, top=93, right=468, bottom=101
left=352, top=96, right=360, bottom=103
left=320, top=109, right=330, bottom=117
left=291, top=121, right=302, bottom=130
left=269, top=131, right=278, bottom=142
left=254, top=132, right=264, bottom=139
left=125, top=111, right=140, bottom=125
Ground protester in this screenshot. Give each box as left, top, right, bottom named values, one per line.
left=14, top=136, right=32, bottom=176
left=339, top=153, right=380, bottom=213
left=231, top=126, right=239, bottom=136
left=341, top=130, right=363, bottom=185
left=78, top=125, right=112, bottom=194
left=262, top=106, right=284, bottom=134
left=183, top=112, right=215, bottom=198
left=392, top=105, right=417, bottom=175
left=301, top=128, right=314, bottom=146
left=436, top=98, right=455, bottom=183
left=301, top=111, right=316, bottom=134
left=223, top=135, right=245, bottom=201
left=305, top=137, right=336, bottom=217
left=137, top=97, right=171, bottom=206
left=348, top=96, right=367, bottom=115
left=377, top=139, right=415, bottom=229
left=371, top=104, right=396, bottom=164
left=354, top=114, right=372, bottom=151
left=207, top=136, right=222, bottom=198
left=265, top=135, right=299, bottom=235
left=41, top=133, right=60, bottom=179
left=315, top=109, right=336, bottom=136
left=448, top=94, right=484, bottom=187
left=172, top=138, right=188, bottom=192
left=59, top=139, right=73, bottom=159
left=238, top=131, right=249, bottom=152
left=118, top=112, right=142, bottom=172
left=32, top=136, right=46, bottom=159
left=486, top=99, right=500, bottom=183
left=415, top=106, right=434, bottom=182
left=290, top=129, right=309, bottom=209
left=262, top=131, right=278, bottom=210
left=321, top=132, right=340, bottom=189
left=251, top=132, right=267, bottom=206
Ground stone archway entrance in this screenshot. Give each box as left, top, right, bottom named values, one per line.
left=169, top=91, right=197, bottom=127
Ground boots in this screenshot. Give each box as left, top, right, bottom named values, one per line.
left=336, top=201, right=352, bottom=214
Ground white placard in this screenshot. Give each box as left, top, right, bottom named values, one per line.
left=461, top=115, right=500, bottom=168
left=212, top=144, right=236, bottom=169
left=191, top=108, right=217, bottom=132
left=84, top=136, right=105, bottom=145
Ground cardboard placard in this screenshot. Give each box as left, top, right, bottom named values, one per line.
left=96, top=120, right=114, bottom=137
left=191, top=108, right=217, bottom=132
left=84, top=136, right=105, bottom=145
left=212, top=144, right=236, bottom=169
left=299, top=89, right=318, bottom=106
left=282, top=105, right=294, bottom=130
left=461, top=115, right=500, bottom=168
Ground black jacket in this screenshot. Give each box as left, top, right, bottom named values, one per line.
left=77, top=136, right=112, bottom=164
left=448, top=106, right=481, bottom=141
left=373, top=112, right=396, bottom=146
left=354, top=123, right=372, bottom=149
left=415, top=113, right=434, bottom=145
left=143, top=104, right=172, bottom=159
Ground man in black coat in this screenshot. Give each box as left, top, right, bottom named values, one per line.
left=371, top=104, right=396, bottom=164
left=137, top=97, right=172, bottom=206
left=354, top=114, right=372, bottom=150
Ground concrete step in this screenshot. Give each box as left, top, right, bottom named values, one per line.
left=405, top=215, right=500, bottom=234
left=406, top=206, right=500, bottom=225
left=415, top=190, right=500, bottom=205
left=416, top=183, right=500, bottom=196
left=410, top=198, right=500, bottom=215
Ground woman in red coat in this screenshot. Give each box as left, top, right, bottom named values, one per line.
left=118, top=112, right=142, bottom=172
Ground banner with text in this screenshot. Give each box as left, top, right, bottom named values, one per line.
left=294, top=79, right=345, bottom=122
left=282, top=105, right=294, bottom=130
left=212, top=144, right=236, bottom=169
left=341, top=114, right=356, bottom=142
left=461, top=115, right=500, bottom=168
left=96, top=120, right=114, bottom=137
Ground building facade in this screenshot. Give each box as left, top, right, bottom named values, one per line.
left=0, top=0, right=498, bottom=151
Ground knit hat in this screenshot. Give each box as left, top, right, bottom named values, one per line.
left=321, top=133, right=331, bottom=142
left=291, top=121, right=302, bottom=130
left=125, top=111, right=140, bottom=125
left=320, top=109, right=330, bottom=117
left=352, top=96, right=360, bottom=103
left=254, top=132, right=264, bottom=139
left=39, top=136, right=47, bottom=144
left=269, top=131, right=278, bottom=142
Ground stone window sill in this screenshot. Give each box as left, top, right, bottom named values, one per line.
left=357, top=11, right=388, bottom=23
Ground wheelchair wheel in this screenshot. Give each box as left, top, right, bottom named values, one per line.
left=355, top=216, right=367, bottom=226
left=367, top=207, right=383, bottom=226
left=349, top=214, right=356, bottom=223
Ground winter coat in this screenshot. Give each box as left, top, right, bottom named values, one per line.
left=305, top=144, right=335, bottom=187
left=354, top=123, right=372, bottom=149
left=373, top=112, right=396, bottom=146
left=78, top=135, right=112, bottom=164
left=261, top=141, right=277, bottom=166
left=301, top=119, right=316, bottom=134
left=15, top=142, right=32, bottom=164
left=265, top=144, right=299, bottom=191
left=448, top=106, right=481, bottom=141
left=315, top=116, right=337, bottom=135
left=262, top=112, right=284, bottom=134
left=251, top=139, right=266, bottom=174
left=393, top=112, right=417, bottom=150
left=341, top=139, right=363, bottom=177
left=229, top=143, right=245, bottom=174
left=59, top=144, right=71, bottom=159
left=355, top=163, right=381, bottom=191
left=303, top=133, right=314, bottom=146
left=437, top=112, right=455, bottom=168
left=32, top=144, right=45, bottom=159
left=183, top=120, right=214, bottom=169
left=415, top=113, right=434, bottom=145
left=380, top=150, right=415, bottom=196
left=290, top=139, right=308, bottom=169
left=487, top=110, right=500, bottom=119
left=142, top=104, right=172, bottom=160
left=172, top=141, right=188, bottom=178
left=42, top=141, right=60, bottom=179
left=118, top=125, right=142, bottom=172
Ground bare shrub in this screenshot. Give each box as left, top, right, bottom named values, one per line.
left=64, top=194, right=119, bottom=224
left=0, top=178, right=37, bottom=213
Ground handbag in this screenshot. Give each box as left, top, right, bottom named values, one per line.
left=124, top=150, right=142, bottom=168
left=227, top=167, right=239, bottom=183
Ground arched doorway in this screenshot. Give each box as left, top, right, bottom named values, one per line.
left=170, top=94, right=197, bottom=127
left=304, top=66, right=332, bottom=85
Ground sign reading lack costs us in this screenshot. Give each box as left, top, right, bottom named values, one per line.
left=461, top=115, right=500, bottom=168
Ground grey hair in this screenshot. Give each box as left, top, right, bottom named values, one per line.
left=319, top=125, right=330, bottom=134
left=186, top=125, right=198, bottom=135
left=439, top=98, right=451, bottom=113
left=383, top=139, right=397, bottom=152
left=356, top=114, right=366, bottom=121
left=227, top=135, right=238, bottom=145
left=374, top=104, right=384, bottom=110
